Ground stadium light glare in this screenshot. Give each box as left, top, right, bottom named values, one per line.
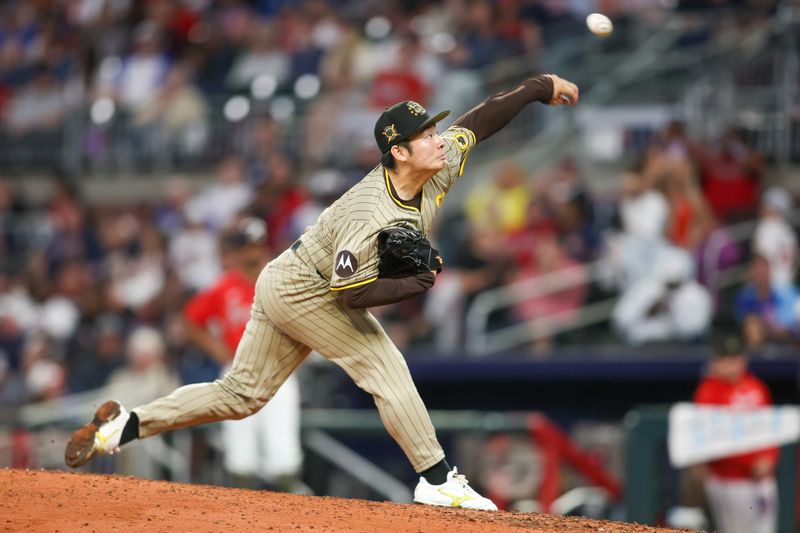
left=294, top=74, right=321, bottom=100
left=90, top=98, right=115, bottom=125
left=270, top=96, right=295, bottom=123
left=224, top=96, right=251, bottom=122
left=365, top=16, right=391, bottom=40
left=251, top=74, right=277, bottom=100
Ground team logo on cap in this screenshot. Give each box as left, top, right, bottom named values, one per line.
left=406, top=101, right=425, bottom=116
left=383, top=124, right=400, bottom=142
left=335, top=250, right=358, bottom=278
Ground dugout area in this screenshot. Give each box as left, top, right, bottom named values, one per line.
left=624, top=405, right=798, bottom=533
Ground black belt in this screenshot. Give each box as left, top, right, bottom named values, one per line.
left=290, top=239, right=328, bottom=281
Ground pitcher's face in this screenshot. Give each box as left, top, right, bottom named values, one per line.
left=406, top=126, right=446, bottom=174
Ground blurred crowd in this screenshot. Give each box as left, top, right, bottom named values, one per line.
left=0, top=0, right=780, bottom=172
left=0, top=0, right=796, bottom=410
left=1, top=116, right=797, bottom=409
left=0, top=0, right=618, bottom=172
left=415, top=119, right=797, bottom=355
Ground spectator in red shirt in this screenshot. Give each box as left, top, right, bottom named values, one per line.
left=183, top=217, right=304, bottom=492
left=692, top=334, right=778, bottom=533
left=697, top=128, right=764, bottom=223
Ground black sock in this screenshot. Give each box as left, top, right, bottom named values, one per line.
left=421, top=459, right=451, bottom=485
left=119, top=412, right=139, bottom=446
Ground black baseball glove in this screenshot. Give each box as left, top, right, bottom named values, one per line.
left=377, top=227, right=443, bottom=278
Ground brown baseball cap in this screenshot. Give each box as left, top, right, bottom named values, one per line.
left=374, top=101, right=450, bottom=154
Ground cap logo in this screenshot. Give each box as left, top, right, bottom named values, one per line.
left=406, top=101, right=425, bottom=116
left=383, top=124, right=400, bottom=142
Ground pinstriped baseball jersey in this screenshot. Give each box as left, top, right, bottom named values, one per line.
left=292, top=126, right=477, bottom=291
left=131, top=124, right=477, bottom=475
left=74, top=78, right=567, bottom=491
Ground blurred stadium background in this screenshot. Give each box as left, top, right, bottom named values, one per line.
left=0, top=0, right=799, bottom=531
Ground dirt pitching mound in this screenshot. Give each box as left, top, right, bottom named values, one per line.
left=1, top=469, right=685, bottom=532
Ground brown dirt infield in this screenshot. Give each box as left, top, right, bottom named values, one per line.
left=0, top=469, right=687, bottom=533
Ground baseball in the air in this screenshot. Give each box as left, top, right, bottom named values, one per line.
left=586, top=13, right=613, bottom=37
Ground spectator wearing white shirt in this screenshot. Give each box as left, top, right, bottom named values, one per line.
left=186, top=156, right=253, bottom=232
left=169, top=204, right=222, bottom=292
left=619, top=171, right=670, bottom=240
left=612, top=247, right=712, bottom=345
left=601, top=171, right=671, bottom=289
left=0, top=267, right=80, bottom=343
left=113, top=22, right=171, bottom=114
left=4, top=66, right=70, bottom=135
left=226, top=21, right=289, bottom=91
left=753, top=186, right=797, bottom=290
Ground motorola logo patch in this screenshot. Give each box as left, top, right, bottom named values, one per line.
left=335, top=250, right=358, bottom=278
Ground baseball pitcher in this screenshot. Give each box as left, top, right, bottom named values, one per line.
left=66, top=72, right=579, bottom=510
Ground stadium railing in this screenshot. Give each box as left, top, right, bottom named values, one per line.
left=3, top=400, right=623, bottom=512
left=681, top=4, right=799, bottom=165
left=454, top=4, right=798, bottom=212
left=464, top=209, right=799, bottom=355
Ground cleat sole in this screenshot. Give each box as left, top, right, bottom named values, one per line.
left=64, top=401, right=121, bottom=468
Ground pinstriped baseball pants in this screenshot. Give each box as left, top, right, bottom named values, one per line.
left=134, top=250, right=445, bottom=472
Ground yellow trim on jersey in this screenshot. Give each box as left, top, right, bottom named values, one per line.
left=330, top=276, right=379, bottom=291
left=458, top=151, right=472, bottom=177
left=456, top=128, right=476, bottom=176
left=384, top=169, right=422, bottom=213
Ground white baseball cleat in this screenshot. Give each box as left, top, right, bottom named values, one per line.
left=413, top=467, right=498, bottom=510
left=65, top=400, right=130, bottom=468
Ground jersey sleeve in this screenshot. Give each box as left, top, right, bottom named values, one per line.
left=329, top=221, right=381, bottom=291
left=183, top=286, right=220, bottom=327
left=438, top=126, right=477, bottom=188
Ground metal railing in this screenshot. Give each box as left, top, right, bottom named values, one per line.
left=304, top=430, right=412, bottom=503
left=552, top=5, right=795, bottom=167
left=1, top=404, right=543, bottom=505
left=464, top=259, right=614, bottom=356
left=6, top=395, right=541, bottom=502
left=464, top=209, right=800, bottom=355
left=447, top=9, right=698, bottom=211
left=461, top=5, right=799, bottom=356
left=703, top=209, right=800, bottom=294
left=0, top=53, right=548, bottom=178
left=0, top=10, right=674, bottom=179
left=681, top=4, right=800, bottom=164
